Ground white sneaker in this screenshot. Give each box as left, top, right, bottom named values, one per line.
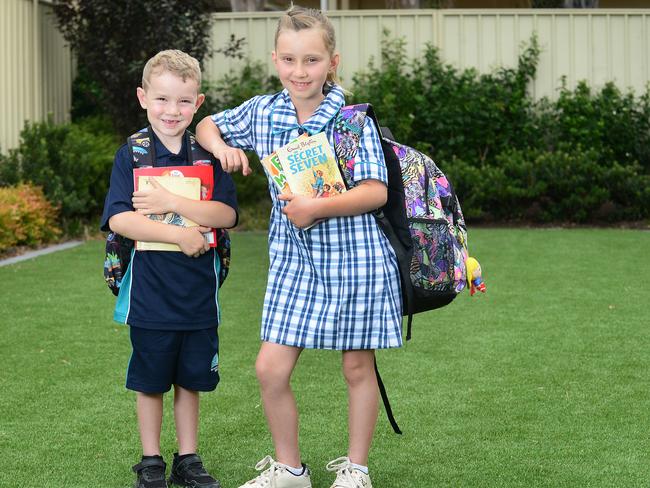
left=238, top=455, right=312, bottom=488
left=326, top=457, right=372, bottom=488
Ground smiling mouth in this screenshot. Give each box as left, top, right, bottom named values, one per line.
left=292, top=81, right=311, bottom=88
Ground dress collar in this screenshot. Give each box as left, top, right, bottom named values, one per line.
left=270, top=84, right=346, bottom=136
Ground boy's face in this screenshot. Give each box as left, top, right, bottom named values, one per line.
left=136, top=70, right=204, bottom=147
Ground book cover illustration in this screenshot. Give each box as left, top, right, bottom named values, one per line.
left=133, top=165, right=217, bottom=251
left=275, top=131, right=347, bottom=198
left=261, top=149, right=291, bottom=193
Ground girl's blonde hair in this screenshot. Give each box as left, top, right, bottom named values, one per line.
left=275, top=6, right=340, bottom=85
left=142, top=49, right=202, bottom=89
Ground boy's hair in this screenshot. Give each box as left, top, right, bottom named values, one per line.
left=142, top=49, right=202, bottom=89
left=275, top=6, right=339, bottom=85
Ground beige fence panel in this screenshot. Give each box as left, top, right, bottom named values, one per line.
left=206, top=9, right=650, bottom=100
left=1, top=0, right=72, bottom=151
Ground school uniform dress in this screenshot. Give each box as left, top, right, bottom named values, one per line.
left=212, top=84, right=402, bottom=350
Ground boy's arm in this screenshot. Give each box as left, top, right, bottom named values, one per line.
left=196, top=115, right=251, bottom=175
left=109, top=211, right=210, bottom=257
left=132, top=178, right=237, bottom=228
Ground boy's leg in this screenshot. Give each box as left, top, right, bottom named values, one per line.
left=255, top=342, right=303, bottom=468
left=173, top=385, right=199, bottom=455
left=136, top=392, right=164, bottom=456
left=341, top=350, right=378, bottom=466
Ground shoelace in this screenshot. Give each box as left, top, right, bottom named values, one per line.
left=246, top=455, right=284, bottom=488
left=326, top=457, right=366, bottom=488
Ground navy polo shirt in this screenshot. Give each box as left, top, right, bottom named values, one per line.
left=100, top=133, right=238, bottom=330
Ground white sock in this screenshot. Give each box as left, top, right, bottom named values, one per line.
left=285, top=464, right=305, bottom=476
left=350, top=463, right=368, bottom=474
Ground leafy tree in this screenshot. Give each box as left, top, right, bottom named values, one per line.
left=52, top=0, right=214, bottom=137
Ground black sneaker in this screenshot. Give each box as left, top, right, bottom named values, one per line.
left=132, top=456, right=168, bottom=488
left=168, top=453, right=221, bottom=488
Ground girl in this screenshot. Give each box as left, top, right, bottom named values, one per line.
left=196, top=7, right=402, bottom=488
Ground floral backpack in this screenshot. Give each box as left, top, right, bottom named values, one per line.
left=334, top=104, right=470, bottom=434
left=103, top=127, right=231, bottom=296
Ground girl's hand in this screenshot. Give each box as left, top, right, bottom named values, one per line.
left=177, top=226, right=211, bottom=257
left=278, top=193, right=320, bottom=228
left=132, top=178, right=177, bottom=215
left=213, top=144, right=252, bottom=176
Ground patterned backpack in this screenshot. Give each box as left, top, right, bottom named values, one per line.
left=334, top=104, right=469, bottom=339
left=103, top=127, right=231, bottom=296
left=334, top=105, right=470, bottom=434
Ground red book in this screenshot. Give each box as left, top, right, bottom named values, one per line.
left=133, top=165, right=217, bottom=249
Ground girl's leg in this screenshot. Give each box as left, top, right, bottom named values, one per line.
left=256, top=342, right=303, bottom=467
left=136, top=392, right=164, bottom=456
left=341, top=350, right=378, bottom=466
left=173, top=385, right=199, bottom=455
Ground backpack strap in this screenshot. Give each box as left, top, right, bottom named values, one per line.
left=127, top=127, right=156, bottom=168
left=127, top=127, right=213, bottom=167
left=334, top=105, right=416, bottom=340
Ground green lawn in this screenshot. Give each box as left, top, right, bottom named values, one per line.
left=1, top=229, right=648, bottom=487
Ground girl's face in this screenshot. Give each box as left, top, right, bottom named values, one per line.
left=272, top=28, right=339, bottom=107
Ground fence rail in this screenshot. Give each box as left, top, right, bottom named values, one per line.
left=206, top=9, right=650, bottom=100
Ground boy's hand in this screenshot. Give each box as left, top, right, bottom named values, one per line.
left=177, top=226, right=211, bottom=258
left=133, top=178, right=177, bottom=215
left=278, top=193, right=319, bottom=228
left=212, top=142, right=252, bottom=176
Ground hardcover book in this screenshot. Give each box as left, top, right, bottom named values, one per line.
left=133, top=165, right=217, bottom=251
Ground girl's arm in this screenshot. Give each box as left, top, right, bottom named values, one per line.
left=109, top=211, right=210, bottom=257
left=279, top=179, right=387, bottom=229
left=196, top=115, right=251, bottom=175
left=132, top=178, right=237, bottom=228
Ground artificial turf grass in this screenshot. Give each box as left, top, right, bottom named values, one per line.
left=0, top=228, right=648, bottom=487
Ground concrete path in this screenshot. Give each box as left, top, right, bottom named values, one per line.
left=0, top=240, right=84, bottom=267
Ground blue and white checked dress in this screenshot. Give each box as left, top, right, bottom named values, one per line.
left=212, top=85, right=402, bottom=350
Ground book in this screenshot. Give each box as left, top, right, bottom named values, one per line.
left=275, top=131, right=347, bottom=198
left=133, top=165, right=217, bottom=251
left=261, top=148, right=291, bottom=193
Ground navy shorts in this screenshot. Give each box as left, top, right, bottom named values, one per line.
left=126, top=327, right=220, bottom=393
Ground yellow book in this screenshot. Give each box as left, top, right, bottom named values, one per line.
left=135, top=175, right=201, bottom=252
left=275, top=132, right=347, bottom=198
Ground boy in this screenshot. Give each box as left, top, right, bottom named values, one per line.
left=101, top=50, right=238, bottom=488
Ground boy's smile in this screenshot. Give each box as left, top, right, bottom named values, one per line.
left=136, top=70, right=204, bottom=152
left=272, top=28, right=339, bottom=115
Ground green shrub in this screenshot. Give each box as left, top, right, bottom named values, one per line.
left=351, top=33, right=650, bottom=223
left=540, top=80, right=650, bottom=172
left=0, top=184, right=61, bottom=252
left=2, top=117, right=116, bottom=229
left=450, top=146, right=650, bottom=223
left=352, top=33, right=541, bottom=166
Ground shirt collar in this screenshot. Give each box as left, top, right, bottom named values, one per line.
left=270, top=84, right=345, bottom=136
left=151, top=128, right=189, bottom=162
